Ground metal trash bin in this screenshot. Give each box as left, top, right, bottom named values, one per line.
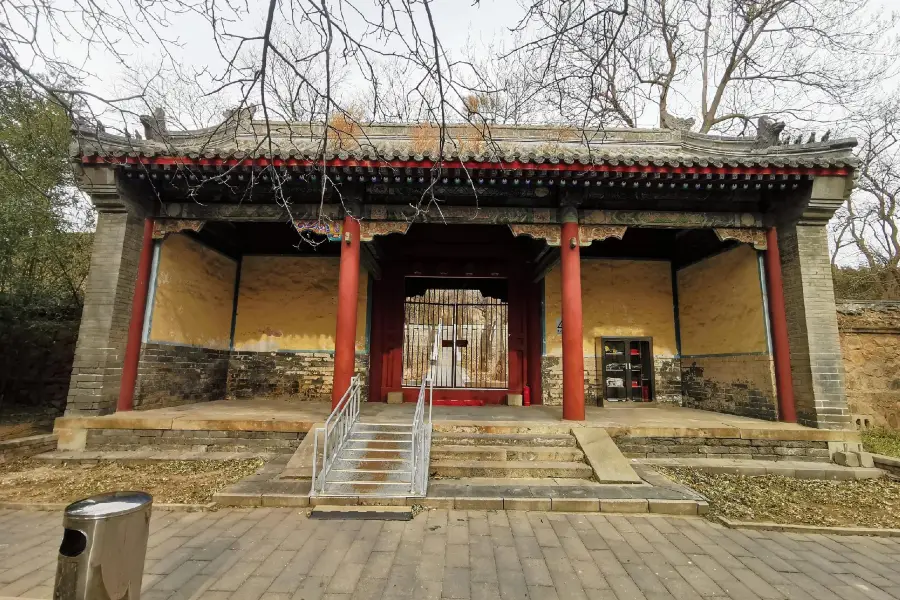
left=53, top=491, right=153, bottom=600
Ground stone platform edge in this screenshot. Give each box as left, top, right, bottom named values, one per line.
left=53, top=416, right=860, bottom=443
left=0, top=434, right=57, bottom=461
left=212, top=490, right=709, bottom=515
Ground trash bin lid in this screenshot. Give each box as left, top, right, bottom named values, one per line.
left=65, top=491, right=153, bottom=520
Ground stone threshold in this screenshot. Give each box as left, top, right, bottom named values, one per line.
left=716, top=516, right=900, bottom=537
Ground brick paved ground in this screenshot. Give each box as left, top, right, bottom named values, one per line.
left=1, top=508, right=900, bottom=600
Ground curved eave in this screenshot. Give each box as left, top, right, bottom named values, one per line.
left=79, top=154, right=853, bottom=178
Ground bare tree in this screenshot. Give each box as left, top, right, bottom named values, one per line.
left=539, top=0, right=894, bottom=133
left=831, top=92, right=900, bottom=279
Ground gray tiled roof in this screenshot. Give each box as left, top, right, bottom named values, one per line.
left=73, top=120, right=858, bottom=170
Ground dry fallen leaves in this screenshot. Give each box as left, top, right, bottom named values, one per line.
left=657, top=467, right=900, bottom=528
left=0, top=459, right=264, bottom=505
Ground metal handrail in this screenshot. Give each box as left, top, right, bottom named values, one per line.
left=311, top=375, right=361, bottom=495
left=410, top=322, right=441, bottom=496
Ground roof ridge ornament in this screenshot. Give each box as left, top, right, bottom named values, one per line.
left=754, top=116, right=786, bottom=149
left=222, top=105, right=257, bottom=132
left=139, top=107, right=167, bottom=142
left=661, top=109, right=695, bottom=132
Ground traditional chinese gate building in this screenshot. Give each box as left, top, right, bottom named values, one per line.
left=65, top=115, right=857, bottom=429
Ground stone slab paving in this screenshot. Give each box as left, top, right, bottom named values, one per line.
left=2, top=508, right=900, bottom=600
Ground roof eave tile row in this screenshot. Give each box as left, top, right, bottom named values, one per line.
left=71, top=120, right=859, bottom=171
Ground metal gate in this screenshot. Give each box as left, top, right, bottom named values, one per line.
left=403, top=287, right=508, bottom=389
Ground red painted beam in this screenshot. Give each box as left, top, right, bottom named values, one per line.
left=560, top=220, right=585, bottom=421
left=764, top=227, right=797, bottom=423
left=118, top=217, right=155, bottom=412
left=332, top=216, right=361, bottom=408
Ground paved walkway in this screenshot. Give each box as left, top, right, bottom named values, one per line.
left=1, top=508, right=899, bottom=600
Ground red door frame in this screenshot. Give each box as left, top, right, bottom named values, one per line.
left=367, top=262, right=542, bottom=404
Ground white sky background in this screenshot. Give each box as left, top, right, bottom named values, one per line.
left=44, top=0, right=535, bottom=133
left=26, top=0, right=894, bottom=133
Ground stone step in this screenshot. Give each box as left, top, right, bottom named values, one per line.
left=345, top=439, right=409, bottom=451
left=431, top=445, right=586, bottom=463
left=431, top=432, right=577, bottom=448
left=341, top=448, right=411, bottom=461
left=353, top=423, right=412, bottom=432
left=310, top=505, right=413, bottom=520
left=320, top=481, right=417, bottom=497
left=327, top=467, right=412, bottom=483
left=350, top=432, right=413, bottom=442
left=333, top=458, right=413, bottom=472
left=430, top=459, right=594, bottom=479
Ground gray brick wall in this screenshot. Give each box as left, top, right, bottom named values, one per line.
left=65, top=210, right=145, bottom=416
left=680, top=354, right=777, bottom=421
left=614, top=436, right=830, bottom=462
left=227, top=352, right=368, bottom=401
left=778, top=222, right=851, bottom=429
left=134, top=343, right=231, bottom=409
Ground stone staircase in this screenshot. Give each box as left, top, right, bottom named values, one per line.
left=315, top=422, right=419, bottom=497
left=429, top=431, right=595, bottom=480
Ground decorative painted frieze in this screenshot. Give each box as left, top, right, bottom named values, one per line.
left=293, top=219, right=342, bottom=241
left=713, top=227, right=767, bottom=250
left=582, top=210, right=762, bottom=228
left=359, top=221, right=411, bottom=241
left=509, top=225, right=562, bottom=246
left=509, top=224, right=628, bottom=246
left=363, top=205, right=556, bottom=224
left=151, top=219, right=205, bottom=239
left=578, top=225, right=627, bottom=246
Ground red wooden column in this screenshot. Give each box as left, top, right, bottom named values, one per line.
left=118, top=217, right=155, bottom=412
left=332, top=216, right=362, bottom=408
left=764, top=227, right=797, bottom=423
left=560, top=216, right=585, bottom=421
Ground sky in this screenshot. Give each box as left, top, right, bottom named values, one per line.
left=42, top=0, right=531, bottom=132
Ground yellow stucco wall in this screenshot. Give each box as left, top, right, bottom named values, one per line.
left=677, top=245, right=768, bottom=356
left=232, top=256, right=368, bottom=352
left=544, top=260, right=677, bottom=356
left=148, top=233, right=237, bottom=350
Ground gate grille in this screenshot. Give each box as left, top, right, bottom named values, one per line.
left=403, top=287, right=508, bottom=389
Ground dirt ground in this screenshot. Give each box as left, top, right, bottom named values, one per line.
left=0, top=459, right=263, bottom=505
left=658, top=467, right=900, bottom=528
